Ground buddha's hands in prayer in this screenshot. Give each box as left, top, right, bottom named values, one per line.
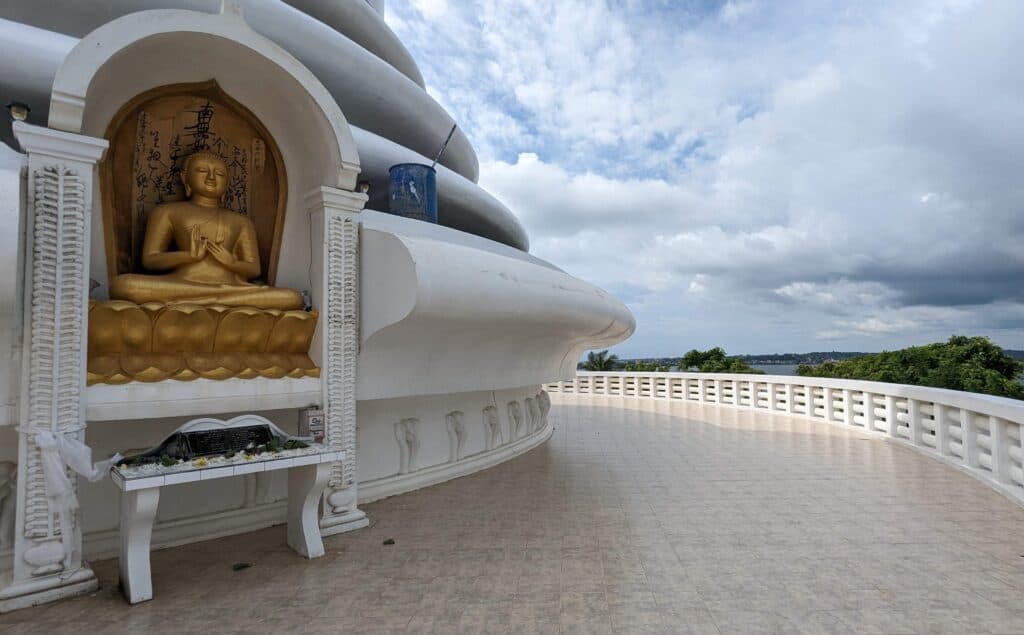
left=206, top=241, right=236, bottom=267
left=188, top=225, right=207, bottom=262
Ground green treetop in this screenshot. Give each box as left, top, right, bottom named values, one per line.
left=679, top=347, right=764, bottom=374
left=580, top=350, right=620, bottom=371
left=796, top=336, right=1024, bottom=399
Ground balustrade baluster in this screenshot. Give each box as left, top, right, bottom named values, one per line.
left=908, top=399, right=922, bottom=446
left=864, top=393, right=876, bottom=432
left=935, top=404, right=950, bottom=456
left=885, top=395, right=898, bottom=437
left=990, top=416, right=1012, bottom=485
left=961, top=409, right=979, bottom=468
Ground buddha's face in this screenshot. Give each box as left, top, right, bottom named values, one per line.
left=184, top=154, right=228, bottom=200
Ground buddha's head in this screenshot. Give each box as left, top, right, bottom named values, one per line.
left=182, top=151, right=228, bottom=202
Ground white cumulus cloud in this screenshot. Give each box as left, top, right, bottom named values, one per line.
left=388, top=0, right=1024, bottom=356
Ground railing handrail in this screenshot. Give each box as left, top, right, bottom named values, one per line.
left=572, top=371, right=1024, bottom=424
left=549, top=371, right=1024, bottom=506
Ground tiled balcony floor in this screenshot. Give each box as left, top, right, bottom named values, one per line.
left=3, top=394, right=1024, bottom=634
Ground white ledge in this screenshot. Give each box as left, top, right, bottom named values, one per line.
left=86, top=377, right=321, bottom=421
left=357, top=219, right=634, bottom=400
left=566, top=371, right=1024, bottom=425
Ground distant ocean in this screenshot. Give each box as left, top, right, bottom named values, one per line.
left=750, top=364, right=800, bottom=376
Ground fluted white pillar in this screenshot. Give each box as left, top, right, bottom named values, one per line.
left=0, top=122, right=106, bottom=612
left=305, top=186, right=369, bottom=536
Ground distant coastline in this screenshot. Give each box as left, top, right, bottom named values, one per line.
left=620, top=349, right=1024, bottom=372
left=749, top=364, right=800, bottom=376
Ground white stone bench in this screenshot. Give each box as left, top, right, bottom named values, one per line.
left=111, top=444, right=342, bottom=604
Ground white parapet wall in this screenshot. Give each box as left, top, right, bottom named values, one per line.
left=546, top=372, right=1024, bottom=506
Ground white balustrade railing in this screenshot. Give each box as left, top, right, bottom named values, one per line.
left=546, top=372, right=1024, bottom=505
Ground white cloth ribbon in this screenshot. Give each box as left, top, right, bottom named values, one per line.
left=35, top=430, right=122, bottom=511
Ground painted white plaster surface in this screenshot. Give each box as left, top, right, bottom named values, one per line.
left=87, top=378, right=322, bottom=422
left=0, top=142, right=24, bottom=428
left=359, top=219, right=634, bottom=400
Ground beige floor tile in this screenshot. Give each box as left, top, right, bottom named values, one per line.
left=3, top=395, right=1024, bottom=634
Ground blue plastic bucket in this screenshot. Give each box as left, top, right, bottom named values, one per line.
left=388, top=163, right=438, bottom=223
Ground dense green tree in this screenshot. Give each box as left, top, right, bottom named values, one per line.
left=679, top=347, right=763, bottom=374
left=580, top=350, right=620, bottom=371
left=796, top=336, right=1024, bottom=399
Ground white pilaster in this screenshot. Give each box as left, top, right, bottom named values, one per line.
left=0, top=122, right=107, bottom=612
left=305, top=186, right=369, bottom=536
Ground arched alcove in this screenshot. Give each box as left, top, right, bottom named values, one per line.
left=46, top=6, right=361, bottom=293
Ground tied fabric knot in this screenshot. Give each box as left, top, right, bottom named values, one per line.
left=35, top=430, right=122, bottom=512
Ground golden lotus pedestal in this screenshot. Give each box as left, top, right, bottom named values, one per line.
left=87, top=301, right=320, bottom=385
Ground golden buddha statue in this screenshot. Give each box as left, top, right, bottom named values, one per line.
left=109, top=151, right=303, bottom=310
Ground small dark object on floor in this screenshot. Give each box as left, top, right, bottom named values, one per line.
left=383, top=538, right=395, bottom=545
left=232, top=562, right=252, bottom=571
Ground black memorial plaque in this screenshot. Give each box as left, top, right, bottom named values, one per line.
left=122, top=423, right=293, bottom=466
left=185, top=425, right=274, bottom=457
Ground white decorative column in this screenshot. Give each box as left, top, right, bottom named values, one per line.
left=305, top=187, right=369, bottom=536
left=0, top=123, right=107, bottom=612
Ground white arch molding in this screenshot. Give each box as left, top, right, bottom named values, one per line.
left=48, top=6, right=360, bottom=191
left=46, top=5, right=367, bottom=294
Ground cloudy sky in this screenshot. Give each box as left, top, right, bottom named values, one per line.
left=386, top=0, right=1024, bottom=357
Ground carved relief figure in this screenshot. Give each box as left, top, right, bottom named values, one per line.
left=507, top=401, right=523, bottom=441
left=109, top=152, right=303, bottom=309
left=482, top=405, right=502, bottom=451
left=524, top=397, right=537, bottom=433
left=538, top=390, right=552, bottom=428
left=445, top=411, right=467, bottom=463
left=394, top=418, right=419, bottom=475
left=0, top=461, right=15, bottom=551
left=527, top=397, right=543, bottom=433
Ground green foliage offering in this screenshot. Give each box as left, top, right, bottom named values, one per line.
left=796, top=336, right=1024, bottom=399
left=159, top=455, right=177, bottom=467
left=621, top=360, right=671, bottom=372
left=679, top=347, right=764, bottom=374
left=581, top=350, right=620, bottom=371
